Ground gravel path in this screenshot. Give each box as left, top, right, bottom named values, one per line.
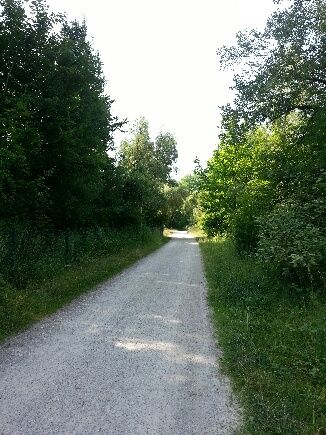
left=0, top=231, right=240, bottom=434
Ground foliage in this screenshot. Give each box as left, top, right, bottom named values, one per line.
left=120, top=118, right=177, bottom=183
left=119, top=118, right=178, bottom=227
left=218, top=0, right=326, bottom=128
left=258, top=198, right=326, bottom=287
left=0, top=228, right=166, bottom=342
left=200, top=237, right=326, bottom=434
left=163, top=174, right=200, bottom=229
left=0, top=223, right=160, bottom=288
left=199, top=0, right=326, bottom=288
left=199, top=126, right=277, bottom=246
left=0, top=0, right=123, bottom=228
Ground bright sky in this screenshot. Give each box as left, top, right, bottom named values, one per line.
left=47, top=0, right=277, bottom=178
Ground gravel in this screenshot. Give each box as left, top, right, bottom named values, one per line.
left=0, top=231, right=240, bottom=434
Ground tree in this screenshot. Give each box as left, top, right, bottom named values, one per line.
left=154, top=132, right=178, bottom=183
left=119, top=118, right=178, bottom=227
left=163, top=174, right=200, bottom=229
left=197, top=0, right=326, bottom=287
left=200, top=113, right=326, bottom=285
left=0, top=0, right=56, bottom=222
left=218, top=0, right=326, bottom=127
left=120, top=118, right=178, bottom=183
left=0, top=0, right=123, bottom=228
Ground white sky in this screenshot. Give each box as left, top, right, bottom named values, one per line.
left=46, top=0, right=277, bottom=178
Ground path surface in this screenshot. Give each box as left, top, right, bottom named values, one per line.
left=0, top=231, right=240, bottom=434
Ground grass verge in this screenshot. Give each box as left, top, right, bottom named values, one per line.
left=200, top=237, right=325, bottom=435
left=0, top=231, right=167, bottom=343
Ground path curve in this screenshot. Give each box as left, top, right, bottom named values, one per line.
left=0, top=231, right=240, bottom=434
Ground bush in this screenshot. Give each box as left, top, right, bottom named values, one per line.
left=258, top=200, right=326, bottom=289
left=231, top=210, right=259, bottom=253
left=0, top=224, right=160, bottom=289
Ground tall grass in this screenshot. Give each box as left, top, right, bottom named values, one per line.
left=200, top=237, right=326, bottom=435
left=0, top=224, right=158, bottom=288
left=0, top=225, right=166, bottom=342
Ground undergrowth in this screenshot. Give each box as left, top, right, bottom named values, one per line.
left=0, top=228, right=166, bottom=342
left=200, top=237, right=325, bottom=435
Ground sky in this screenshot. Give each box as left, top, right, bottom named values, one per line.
left=46, top=0, right=277, bottom=178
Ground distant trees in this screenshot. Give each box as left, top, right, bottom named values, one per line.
left=163, top=174, right=200, bottom=230
left=119, top=118, right=178, bottom=228
left=120, top=118, right=177, bottom=183
left=199, top=0, right=326, bottom=288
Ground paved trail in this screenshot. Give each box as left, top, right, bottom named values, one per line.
left=0, top=231, right=240, bottom=434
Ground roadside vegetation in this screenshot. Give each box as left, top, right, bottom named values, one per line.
left=193, top=1, right=326, bottom=433
left=0, top=228, right=165, bottom=342
left=201, top=238, right=325, bottom=434
left=163, top=173, right=201, bottom=230
left=198, top=0, right=325, bottom=290
left=0, top=0, right=173, bottom=340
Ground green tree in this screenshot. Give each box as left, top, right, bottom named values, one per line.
left=198, top=0, right=326, bottom=287
left=0, top=0, right=123, bottom=228
left=0, top=0, right=56, bottom=222
left=163, top=174, right=200, bottom=229
left=154, top=132, right=178, bottom=183
left=218, top=0, right=326, bottom=126
left=119, top=118, right=178, bottom=227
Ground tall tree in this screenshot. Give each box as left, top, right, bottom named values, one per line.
left=218, top=0, right=326, bottom=129
left=198, top=0, right=326, bottom=286
left=119, top=118, right=178, bottom=227
left=0, top=0, right=123, bottom=227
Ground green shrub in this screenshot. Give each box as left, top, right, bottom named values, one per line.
left=258, top=200, right=326, bottom=289
left=0, top=225, right=161, bottom=289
